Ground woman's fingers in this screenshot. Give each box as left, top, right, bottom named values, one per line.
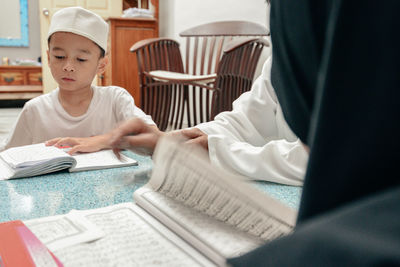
left=185, top=135, right=209, bottom=150
left=180, top=128, right=204, bottom=139
left=109, top=118, right=146, bottom=146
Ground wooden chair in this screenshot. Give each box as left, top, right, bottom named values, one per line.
left=179, top=20, right=269, bottom=77
left=211, top=37, right=270, bottom=120
left=130, top=38, right=186, bottom=131
left=131, top=21, right=269, bottom=130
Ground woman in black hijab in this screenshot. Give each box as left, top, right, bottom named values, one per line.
left=229, top=0, right=400, bottom=265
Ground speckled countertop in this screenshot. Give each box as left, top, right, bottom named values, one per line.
left=252, top=181, right=302, bottom=210
left=0, top=151, right=302, bottom=223
left=0, top=152, right=153, bottom=222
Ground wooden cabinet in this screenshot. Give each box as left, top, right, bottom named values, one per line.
left=0, top=66, right=43, bottom=99
left=101, top=0, right=159, bottom=107
left=0, top=66, right=43, bottom=86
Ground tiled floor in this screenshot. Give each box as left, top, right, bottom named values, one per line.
left=0, top=108, right=22, bottom=142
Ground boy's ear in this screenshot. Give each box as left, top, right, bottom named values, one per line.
left=97, top=55, right=109, bottom=75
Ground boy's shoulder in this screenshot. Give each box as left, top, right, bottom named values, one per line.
left=23, top=91, right=55, bottom=110
left=94, top=85, right=131, bottom=98
left=94, top=85, right=127, bottom=92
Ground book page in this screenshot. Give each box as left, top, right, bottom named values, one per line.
left=69, top=150, right=137, bottom=172
left=0, top=155, right=16, bottom=180
left=25, top=213, right=104, bottom=251
left=0, top=143, right=70, bottom=168
left=27, top=203, right=215, bottom=267
left=136, top=187, right=263, bottom=260
left=135, top=137, right=297, bottom=258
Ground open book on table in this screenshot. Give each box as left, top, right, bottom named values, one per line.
left=0, top=143, right=137, bottom=180
left=23, top=137, right=298, bottom=266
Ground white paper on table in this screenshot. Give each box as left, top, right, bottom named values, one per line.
left=24, top=212, right=105, bottom=251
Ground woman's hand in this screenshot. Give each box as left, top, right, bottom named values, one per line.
left=109, top=118, right=164, bottom=156
left=168, top=127, right=209, bottom=151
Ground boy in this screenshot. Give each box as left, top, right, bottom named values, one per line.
left=0, top=7, right=154, bottom=151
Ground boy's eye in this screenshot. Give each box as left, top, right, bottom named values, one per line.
left=54, top=55, right=64, bottom=59
left=77, top=58, right=87, bottom=62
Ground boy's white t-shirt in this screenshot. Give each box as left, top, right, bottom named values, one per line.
left=1, top=86, right=155, bottom=150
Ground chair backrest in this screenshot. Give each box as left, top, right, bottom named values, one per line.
left=211, top=37, right=270, bottom=120
left=130, top=22, right=270, bottom=130
left=130, top=38, right=186, bottom=131
left=180, top=20, right=269, bottom=76
left=180, top=21, right=269, bottom=126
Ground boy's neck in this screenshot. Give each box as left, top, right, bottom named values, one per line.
left=58, top=85, right=94, bottom=117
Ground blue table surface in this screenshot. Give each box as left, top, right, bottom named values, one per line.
left=0, top=151, right=302, bottom=223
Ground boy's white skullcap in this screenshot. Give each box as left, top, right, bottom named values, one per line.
left=48, top=6, right=108, bottom=52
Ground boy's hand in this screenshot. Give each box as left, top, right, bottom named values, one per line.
left=45, top=134, right=111, bottom=155
left=46, top=119, right=209, bottom=157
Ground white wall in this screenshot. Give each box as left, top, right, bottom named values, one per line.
left=158, top=0, right=271, bottom=127
left=159, top=0, right=271, bottom=79
left=160, top=0, right=269, bottom=41
left=0, top=0, right=42, bottom=63
left=1, top=0, right=270, bottom=66
left=0, top=0, right=21, bottom=39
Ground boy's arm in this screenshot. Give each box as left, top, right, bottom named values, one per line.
left=45, top=134, right=112, bottom=154
left=46, top=124, right=161, bottom=155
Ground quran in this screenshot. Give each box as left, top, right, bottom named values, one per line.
left=23, top=137, right=297, bottom=266
left=0, top=143, right=137, bottom=180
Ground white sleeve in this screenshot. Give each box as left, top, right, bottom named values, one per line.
left=0, top=105, right=33, bottom=151
left=113, top=87, right=155, bottom=125
left=196, top=57, right=308, bottom=185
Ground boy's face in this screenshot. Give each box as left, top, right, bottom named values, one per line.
left=47, top=32, right=107, bottom=92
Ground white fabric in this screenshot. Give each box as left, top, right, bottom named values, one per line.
left=149, top=70, right=217, bottom=84
left=196, top=57, right=308, bottom=186
left=1, top=86, right=154, bottom=151
left=48, top=7, right=108, bottom=52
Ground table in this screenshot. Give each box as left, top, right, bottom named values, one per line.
left=0, top=152, right=153, bottom=222
left=0, top=151, right=302, bottom=223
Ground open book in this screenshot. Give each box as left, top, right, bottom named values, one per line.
left=0, top=143, right=137, bottom=180
left=24, top=137, right=298, bottom=266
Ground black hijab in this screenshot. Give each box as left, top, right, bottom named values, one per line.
left=229, top=0, right=400, bottom=265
